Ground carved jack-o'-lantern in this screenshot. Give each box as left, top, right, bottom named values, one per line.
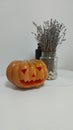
left=6, top=59, right=48, bottom=89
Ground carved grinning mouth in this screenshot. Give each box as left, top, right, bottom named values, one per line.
left=20, top=79, right=43, bottom=86
left=20, top=67, right=43, bottom=86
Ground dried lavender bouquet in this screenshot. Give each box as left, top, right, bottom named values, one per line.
left=32, top=19, right=67, bottom=53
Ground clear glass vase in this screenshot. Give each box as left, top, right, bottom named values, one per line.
left=40, top=51, right=57, bottom=80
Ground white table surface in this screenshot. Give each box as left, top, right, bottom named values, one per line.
left=0, top=69, right=73, bottom=130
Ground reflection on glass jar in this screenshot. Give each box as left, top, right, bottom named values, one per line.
left=40, top=52, right=57, bottom=80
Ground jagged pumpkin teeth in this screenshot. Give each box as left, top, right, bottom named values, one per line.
left=6, top=59, right=48, bottom=89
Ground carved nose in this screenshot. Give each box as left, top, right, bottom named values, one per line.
left=32, top=74, right=36, bottom=77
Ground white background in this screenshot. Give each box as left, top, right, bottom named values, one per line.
left=0, top=0, right=73, bottom=75
left=0, top=70, right=73, bottom=130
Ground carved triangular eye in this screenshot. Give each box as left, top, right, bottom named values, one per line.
left=21, top=69, right=27, bottom=74
left=36, top=67, right=42, bottom=71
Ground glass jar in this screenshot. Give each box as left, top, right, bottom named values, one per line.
left=40, top=51, right=57, bottom=80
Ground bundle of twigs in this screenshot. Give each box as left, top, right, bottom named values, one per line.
left=32, top=19, right=67, bottom=52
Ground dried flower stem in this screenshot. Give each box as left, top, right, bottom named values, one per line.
left=32, top=19, right=67, bottom=52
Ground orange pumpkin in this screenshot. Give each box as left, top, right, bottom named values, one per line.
left=6, top=59, right=48, bottom=89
